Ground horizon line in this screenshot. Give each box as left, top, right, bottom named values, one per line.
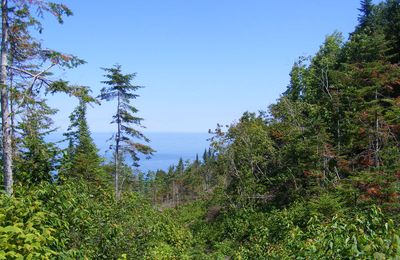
left=51, top=130, right=212, bottom=135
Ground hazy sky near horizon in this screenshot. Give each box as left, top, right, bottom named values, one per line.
left=43, top=0, right=363, bottom=133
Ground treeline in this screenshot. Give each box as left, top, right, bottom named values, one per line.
left=144, top=149, right=217, bottom=207
left=144, top=0, right=400, bottom=212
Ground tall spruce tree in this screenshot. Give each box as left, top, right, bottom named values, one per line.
left=99, top=65, right=154, bottom=199
left=358, top=0, right=374, bottom=30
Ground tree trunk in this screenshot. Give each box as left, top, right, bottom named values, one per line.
left=115, top=91, right=121, bottom=200
left=374, top=89, right=379, bottom=168
left=1, top=0, right=12, bottom=196
left=9, top=61, right=15, bottom=159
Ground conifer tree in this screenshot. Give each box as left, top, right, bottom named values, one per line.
left=14, top=99, right=58, bottom=184
left=176, top=157, right=184, bottom=175
left=62, top=92, right=105, bottom=183
left=382, top=0, right=400, bottom=62
left=99, top=65, right=154, bottom=199
left=193, top=154, right=200, bottom=168
left=202, top=149, right=208, bottom=163
left=341, top=18, right=400, bottom=169
left=358, top=0, right=374, bottom=30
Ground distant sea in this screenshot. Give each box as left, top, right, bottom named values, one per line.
left=48, top=132, right=211, bottom=172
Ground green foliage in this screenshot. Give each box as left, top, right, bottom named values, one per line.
left=358, top=0, right=375, bottom=31
left=61, top=93, right=106, bottom=183
left=210, top=112, right=276, bottom=205
left=14, top=100, right=59, bottom=185
left=1, top=181, right=193, bottom=259
left=0, top=186, right=76, bottom=259
left=173, top=199, right=399, bottom=259
left=273, top=206, right=400, bottom=259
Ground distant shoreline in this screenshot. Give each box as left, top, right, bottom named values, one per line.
left=47, top=132, right=211, bottom=172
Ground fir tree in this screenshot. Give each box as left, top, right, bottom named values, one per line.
left=202, top=148, right=208, bottom=163
left=62, top=93, right=105, bottom=183
left=383, top=0, right=400, bottom=62
left=193, top=153, right=200, bottom=168
left=99, top=65, right=154, bottom=199
left=358, top=0, right=374, bottom=30
left=176, top=157, right=184, bottom=175
left=14, top=99, right=58, bottom=184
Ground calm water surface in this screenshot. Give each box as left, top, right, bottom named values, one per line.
left=49, top=132, right=210, bottom=172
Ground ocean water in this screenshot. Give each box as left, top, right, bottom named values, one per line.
left=49, top=132, right=211, bottom=172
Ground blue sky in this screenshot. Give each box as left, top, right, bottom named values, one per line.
left=43, top=0, right=362, bottom=133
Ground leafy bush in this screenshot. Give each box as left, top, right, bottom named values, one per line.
left=175, top=197, right=399, bottom=259
left=1, top=181, right=193, bottom=259
left=0, top=187, right=76, bottom=259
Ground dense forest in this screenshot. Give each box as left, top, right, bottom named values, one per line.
left=1, top=0, right=400, bottom=259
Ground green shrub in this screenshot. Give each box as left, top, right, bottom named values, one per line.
left=0, top=187, right=75, bottom=259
